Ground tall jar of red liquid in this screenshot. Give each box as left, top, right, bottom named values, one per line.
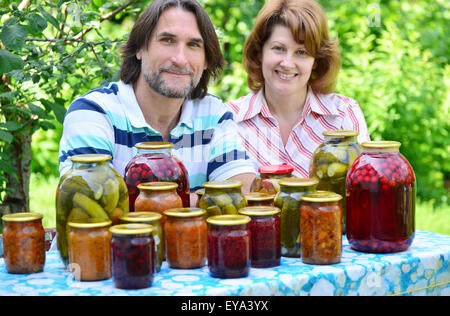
left=346, top=141, right=416, bottom=253
left=124, top=142, right=190, bottom=211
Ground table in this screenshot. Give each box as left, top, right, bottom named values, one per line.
left=0, top=230, right=449, bottom=296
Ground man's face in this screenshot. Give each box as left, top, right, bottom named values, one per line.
left=137, top=7, right=207, bottom=99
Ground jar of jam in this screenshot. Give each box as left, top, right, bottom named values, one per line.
left=244, top=192, right=275, bottom=207
left=238, top=207, right=281, bottom=268
left=207, top=215, right=251, bottom=278
left=124, top=141, right=190, bottom=211
left=199, top=180, right=246, bottom=218
left=68, top=219, right=112, bottom=281
left=250, top=164, right=294, bottom=194
left=2, top=213, right=45, bottom=274
left=346, top=141, right=416, bottom=253
left=164, top=208, right=207, bottom=269
left=110, top=224, right=155, bottom=289
left=120, top=212, right=163, bottom=272
left=300, top=192, right=343, bottom=265
left=274, top=178, right=318, bottom=257
left=310, top=130, right=361, bottom=234
left=56, top=154, right=129, bottom=265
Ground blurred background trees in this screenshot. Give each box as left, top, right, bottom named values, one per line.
left=0, top=0, right=448, bottom=229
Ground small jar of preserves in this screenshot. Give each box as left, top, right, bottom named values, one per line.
left=238, top=207, right=281, bottom=268
left=199, top=180, right=246, bottom=218
left=120, top=212, right=163, bottom=272
left=68, top=219, right=112, bottom=281
left=300, top=192, right=343, bottom=265
left=2, top=213, right=45, bottom=274
left=274, top=178, right=318, bottom=257
left=164, top=208, right=207, bottom=269
left=250, top=164, right=294, bottom=194
left=346, top=141, right=416, bottom=253
left=244, top=192, right=275, bottom=207
left=110, top=224, right=154, bottom=289
left=207, top=215, right=251, bottom=278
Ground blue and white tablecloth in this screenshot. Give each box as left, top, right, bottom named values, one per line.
left=0, top=230, right=449, bottom=296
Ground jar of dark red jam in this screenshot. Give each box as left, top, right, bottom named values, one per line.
left=238, top=207, right=281, bottom=268
left=346, top=141, right=416, bottom=253
left=206, top=215, right=251, bottom=278
left=110, top=224, right=154, bottom=289
left=244, top=192, right=275, bottom=207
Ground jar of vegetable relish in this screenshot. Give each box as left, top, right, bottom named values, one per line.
left=68, top=219, right=112, bottom=281
left=250, top=164, right=294, bottom=194
left=164, top=208, right=207, bottom=269
left=244, top=192, right=275, bottom=207
left=2, top=213, right=45, bottom=274
left=207, top=215, right=251, bottom=278
left=110, top=224, right=154, bottom=289
left=238, top=207, right=281, bottom=268
left=120, top=212, right=163, bottom=272
left=199, top=180, right=246, bottom=218
left=300, top=192, right=343, bottom=265
left=346, top=141, right=416, bottom=253
left=124, top=142, right=190, bottom=211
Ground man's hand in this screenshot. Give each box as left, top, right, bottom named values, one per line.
left=228, top=173, right=256, bottom=194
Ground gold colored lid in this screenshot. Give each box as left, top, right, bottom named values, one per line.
left=195, top=188, right=205, bottom=196
left=68, top=218, right=112, bottom=229
left=238, top=206, right=280, bottom=216
left=203, top=180, right=243, bottom=189
left=135, top=141, right=173, bottom=149
left=206, top=214, right=251, bottom=226
left=323, top=130, right=359, bottom=137
left=2, top=212, right=43, bottom=222
left=70, top=154, right=112, bottom=163
left=279, top=177, right=318, bottom=187
left=301, top=191, right=342, bottom=202
left=244, top=192, right=276, bottom=201
left=362, top=141, right=401, bottom=149
left=137, top=181, right=178, bottom=191
left=110, top=223, right=153, bottom=235
left=120, top=212, right=162, bottom=223
left=164, top=208, right=206, bottom=218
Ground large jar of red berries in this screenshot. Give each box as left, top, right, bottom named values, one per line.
left=346, top=141, right=416, bottom=253
left=124, top=142, right=189, bottom=211
left=250, top=164, right=294, bottom=195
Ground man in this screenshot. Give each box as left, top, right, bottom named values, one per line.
left=58, top=0, right=256, bottom=203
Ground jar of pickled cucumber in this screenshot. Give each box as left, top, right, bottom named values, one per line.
left=346, top=141, right=416, bottom=253
left=244, top=192, right=275, bottom=207
left=309, top=130, right=361, bottom=234
left=56, top=154, right=129, bottom=266
left=124, top=142, right=190, bottom=211
left=194, top=188, right=205, bottom=208
left=120, top=212, right=163, bottom=272
left=250, top=164, right=294, bottom=194
left=199, top=180, right=246, bottom=218
left=274, top=178, right=318, bottom=257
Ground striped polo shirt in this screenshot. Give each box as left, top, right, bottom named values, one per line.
left=58, top=81, right=256, bottom=191
left=225, top=87, right=370, bottom=178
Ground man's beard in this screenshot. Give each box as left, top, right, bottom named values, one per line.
left=143, top=66, right=197, bottom=99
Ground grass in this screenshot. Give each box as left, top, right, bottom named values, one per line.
left=29, top=174, right=450, bottom=236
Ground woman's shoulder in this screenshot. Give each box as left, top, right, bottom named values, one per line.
left=314, top=91, right=362, bottom=115
left=225, top=91, right=259, bottom=116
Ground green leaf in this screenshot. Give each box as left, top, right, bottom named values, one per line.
left=40, top=121, right=56, bottom=131
left=25, top=13, right=48, bottom=35
left=36, top=6, right=61, bottom=32
left=0, top=122, right=22, bottom=131
left=0, top=129, right=13, bottom=143
left=40, top=99, right=66, bottom=124
left=0, top=49, right=25, bottom=74
left=0, top=24, right=28, bottom=51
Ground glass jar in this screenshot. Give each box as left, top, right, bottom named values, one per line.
left=310, top=130, right=361, bottom=234
left=244, top=192, right=275, bottom=207
left=300, top=192, right=343, bottom=265
left=56, top=154, right=129, bottom=266
left=110, top=224, right=155, bottom=289
left=207, top=215, right=251, bottom=278
left=2, top=213, right=45, bottom=274
left=120, top=212, right=163, bottom=272
left=250, top=164, right=294, bottom=194
left=199, top=180, right=246, bottom=218
left=164, top=208, right=207, bottom=269
left=238, top=207, right=281, bottom=268
left=68, top=219, right=112, bottom=281
left=274, top=178, right=318, bottom=257
left=124, top=142, right=190, bottom=211
left=346, top=141, right=416, bottom=253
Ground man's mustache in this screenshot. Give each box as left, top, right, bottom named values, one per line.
left=159, top=66, right=194, bottom=76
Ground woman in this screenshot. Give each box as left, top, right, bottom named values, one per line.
left=226, top=0, right=370, bottom=177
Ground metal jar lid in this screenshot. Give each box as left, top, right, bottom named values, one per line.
left=300, top=191, right=342, bottom=203
left=109, top=223, right=154, bottom=235
left=164, top=208, right=206, bottom=218
left=2, top=212, right=43, bottom=222
left=206, top=214, right=251, bottom=226
left=120, top=212, right=162, bottom=223
left=238, top=206, right=280, bottom=216
left=137, top=181, right=178, bottom=191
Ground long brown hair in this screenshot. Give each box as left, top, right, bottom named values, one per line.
left=120, top=0, right=225, bottom=99
left=243, top=0, right=341, bottom=94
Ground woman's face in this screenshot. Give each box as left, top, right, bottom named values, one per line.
left=261, top=24, right=315, bottom=99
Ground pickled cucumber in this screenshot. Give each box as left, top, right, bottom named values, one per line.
left=222, top=204, right=238, bottom=215
left=327, top=163, right=348, bottom=178
left=206, top=205, right=221, bottom=217
left=102, top=178, right=120, bottom=214
left=72, top=192, right=109, bottom=220
left=209, top=192, right=233, bottom=208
